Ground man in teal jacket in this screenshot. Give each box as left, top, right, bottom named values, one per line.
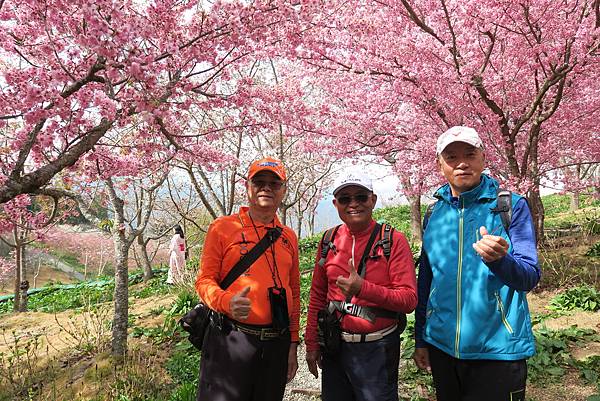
left=413, top=126, right=540, bottom=401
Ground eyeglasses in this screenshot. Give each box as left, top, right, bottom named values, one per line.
left=336, top=194, right=371, bottom=205
left=250, top=179, right=285, bottom=190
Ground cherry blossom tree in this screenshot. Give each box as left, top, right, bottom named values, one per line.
left=0, top=0, right=302, bottom=203
left=291, top=0, right=600, bottom=240
left=0, top=194, right=65, bottom=311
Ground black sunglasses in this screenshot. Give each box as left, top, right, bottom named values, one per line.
left=250, top=179, right=285, bottom=190
left=336, top=194, right=371, bottom=205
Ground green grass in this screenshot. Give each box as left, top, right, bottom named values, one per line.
left=542, top=194, right=600, bottom=218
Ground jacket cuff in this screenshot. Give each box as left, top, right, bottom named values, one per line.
left=219, top=292, right=235, bottom=316
left=415, top=338, right=428, bottom=348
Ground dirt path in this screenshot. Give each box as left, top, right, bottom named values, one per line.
left=2, top=290, right=599, bottom=401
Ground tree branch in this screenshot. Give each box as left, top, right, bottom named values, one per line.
left=399, top=0, right=445, bottom=45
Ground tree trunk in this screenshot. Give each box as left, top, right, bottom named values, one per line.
left=18, top=280, right=29, bottom=312
left=296, top=213, right=303, bottom=238
left=279, top=205, right=290, bottom=226
left=137, top=235, right=153, bottom=282
left=527, top=187, right=545, bottom=244
left=398, top=173, right=423, bottom=244
left=570, top=191, right=580, bottom=211
left=111, top=235, right=130, bottom=357
left=309, top=212, right=316, bottom=236
left=407, top=194, right=423, bottom=244
left=12, top=240, right=21, bottom=312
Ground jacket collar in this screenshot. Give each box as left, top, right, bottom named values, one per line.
left=434, top=174, right=498, bottom=206
left=341, top=219, right=377, bottom=237
left=238, top=206, right=283, bottom=229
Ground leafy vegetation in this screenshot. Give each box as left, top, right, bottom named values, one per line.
left=298, top=233, right=320, bottom=272
left=586, top=242, right=600, bottom=257
left=373, top=204, right=415, bottom=239
left=0, top=269, right=169, bottom=315
left=529, top=326, right=600, bottom=384
left=549, top=285, right=600, bottom=312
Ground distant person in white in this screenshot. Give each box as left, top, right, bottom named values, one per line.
left=167, top=225, right=186, bottom=284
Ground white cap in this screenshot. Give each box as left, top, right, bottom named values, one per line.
left=332, top=172, right=373, bottom=196
left=436, top=126, right=483, bottom=155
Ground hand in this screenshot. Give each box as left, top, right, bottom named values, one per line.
left=473, top=226, right=509, bottom=263
left=306, top=349, right=322, bottom=379
left=229, top=286, right=251, bottom=321
left=336, top=258, right=363, bottom=298
left=287, top=342, right=299, bottom=383
left=413, top=347, right=431, bottom=373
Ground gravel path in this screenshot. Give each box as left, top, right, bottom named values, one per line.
left=284, top=343, right=321, bottom=400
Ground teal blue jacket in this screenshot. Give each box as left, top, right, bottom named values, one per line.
left=415, top=175, right=540, bottom=360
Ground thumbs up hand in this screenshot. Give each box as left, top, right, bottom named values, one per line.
left=473, top=226, right=509, bottom=263
left=336, top=258, right=363, bottom=298
left=230, top=286, right=252, bottom=321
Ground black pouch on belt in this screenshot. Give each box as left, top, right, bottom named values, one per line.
left=268, top=286, right=290, bottom=331
left=317, top=308, right=342, bottom=356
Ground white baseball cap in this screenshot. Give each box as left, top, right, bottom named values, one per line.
left=436, top=126, right=483, bottom=155
left=332, top=172, right=373, bottom=196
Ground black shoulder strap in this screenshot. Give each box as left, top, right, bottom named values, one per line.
left=380, top=223, right=394, bottom=260
left=422, top=202, right=436, bottom=232
left=356, top=223, right=381, bottom=278
left=220, top=227, right=282, bottom=289
left=491, top=188, right=512, bottom=234
left=318, top=225, right=341, bottom=267
left=416, top=202, right=437, bottom=268
left=347, top=223, right=381, bottom=302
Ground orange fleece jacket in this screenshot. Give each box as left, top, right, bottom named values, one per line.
left=195, top=207, right=301, bottom=342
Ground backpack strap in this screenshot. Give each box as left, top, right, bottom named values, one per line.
left=318, top=225, right=341, bottom=267
left=422, top=202, right=436, bottom=232
left=381, top=223, right=394, bottom=259
left=491, top=188, right=512, bottom=235
left=372, top=223, right=394, bottom=260
left=416, top=202, right=437, bottom=268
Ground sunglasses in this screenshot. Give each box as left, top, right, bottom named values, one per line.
left=336, top=194, right=371, bottom=205
left=250, top=179, right=285, bottom=190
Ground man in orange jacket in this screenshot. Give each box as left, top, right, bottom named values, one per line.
left=195, top=157, right=300, bottom=401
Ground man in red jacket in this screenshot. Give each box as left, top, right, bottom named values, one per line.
left=305, top=172, right=417, bottom=401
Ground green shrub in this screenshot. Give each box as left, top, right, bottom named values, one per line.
left=166, top=344, right=200, bottom=385
left=549, top=285, right=600, bottom=312
left=298, top=233, right=320, bottom=272
left=586, top=242, right=600, bottom=257
left=373, top=205, right=414, bottom=240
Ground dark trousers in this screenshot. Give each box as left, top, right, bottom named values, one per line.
left=321, top=328, right=400, bottom=401
left=196, top=325, right=290, bottom=401
left=428, top=344, right=527, bottom=401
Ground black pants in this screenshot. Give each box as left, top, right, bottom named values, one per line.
left=196, top=325, right=290, bottom=401
left=428, top=344, right=527, bottom=401
left=321, top=328, right=400, bottom=401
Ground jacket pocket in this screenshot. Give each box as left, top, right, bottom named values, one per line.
left=495, top=291, right=514, bottom=335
